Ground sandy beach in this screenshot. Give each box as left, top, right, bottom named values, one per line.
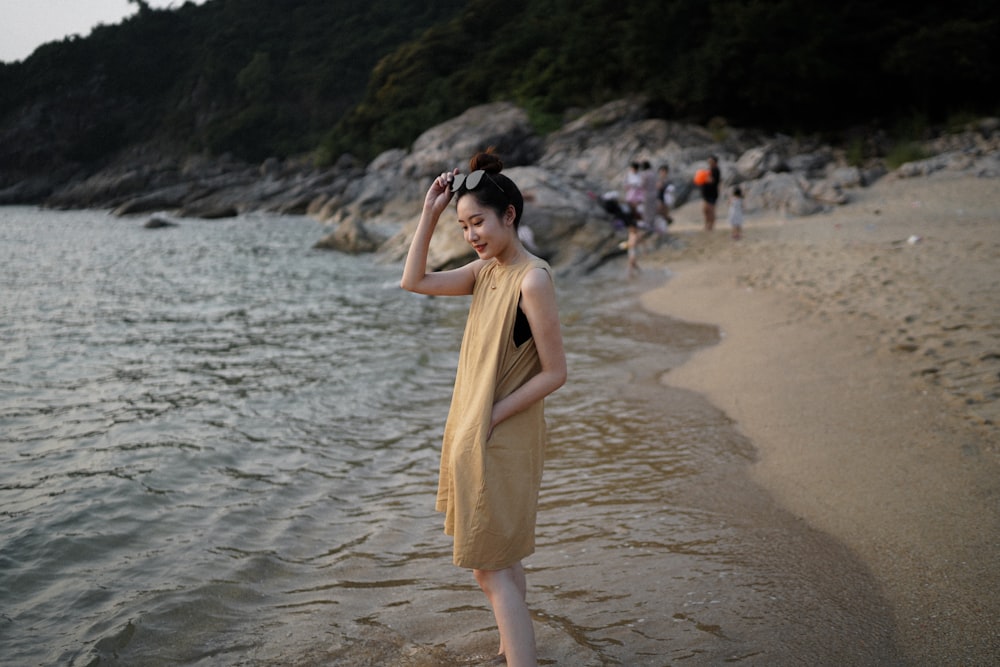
left=641, top=172, right=1000, bottom=665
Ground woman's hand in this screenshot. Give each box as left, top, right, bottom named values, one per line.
left=424, top=169, right=459, bottom=218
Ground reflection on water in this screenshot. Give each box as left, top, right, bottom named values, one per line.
left=0, top=208, right=900, bottom=666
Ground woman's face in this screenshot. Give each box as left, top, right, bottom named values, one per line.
left=456, top=195, right=514, bottom=260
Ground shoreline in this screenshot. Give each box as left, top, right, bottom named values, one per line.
left=639, top=173, right=1000, bottom=664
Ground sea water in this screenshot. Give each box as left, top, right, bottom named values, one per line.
left=0, top=207, right=900, bottom=666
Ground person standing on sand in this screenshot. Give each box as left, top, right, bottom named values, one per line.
left=700, top=155, right=721, bottom=231
left=401, top=149, right=567, bottom=667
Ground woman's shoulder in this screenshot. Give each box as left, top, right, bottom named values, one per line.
left=467, top=257, right=491, bottom=276
left=520, top=260, right=553, bottom=288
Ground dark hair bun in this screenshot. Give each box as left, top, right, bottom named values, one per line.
left=470, top=148, right=503, bottom=174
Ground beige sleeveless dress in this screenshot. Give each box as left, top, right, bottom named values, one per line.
left=437, top=257, right=552, bottom=570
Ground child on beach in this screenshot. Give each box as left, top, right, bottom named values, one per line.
left=401, top=149, right=567, bottom=667
left=728, top=186, right=744, bottom=240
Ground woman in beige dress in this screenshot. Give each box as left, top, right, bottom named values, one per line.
left=401, top=150, right=567, bottom=667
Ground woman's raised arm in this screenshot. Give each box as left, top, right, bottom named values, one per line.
left=400, top=170, right=480, bottom=296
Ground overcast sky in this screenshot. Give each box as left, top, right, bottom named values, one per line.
left=0, top=0, right=208, bottom=63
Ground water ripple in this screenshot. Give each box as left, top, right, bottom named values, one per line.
left=0, top=207, right=851, bottom=666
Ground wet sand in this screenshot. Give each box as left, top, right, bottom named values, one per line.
left=641, top=172, right=1000, bottom=665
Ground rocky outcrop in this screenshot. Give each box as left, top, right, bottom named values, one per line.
left=308, top=99, right=871, bottom=271
left=2, top=99, right=997, bottom=274
left=316, top=104, right=1000, bottom=272
left=18, top=145, right=368, bottom=221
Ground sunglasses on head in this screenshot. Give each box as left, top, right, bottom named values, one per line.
left=450, top=169, right=505, bottom=194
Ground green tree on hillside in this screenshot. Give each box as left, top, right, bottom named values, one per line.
left=0, top=0, right=996, bottom=175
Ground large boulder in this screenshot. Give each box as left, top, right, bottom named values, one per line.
left=505, top=166, right=620, bottom=272
left=734, top=145, right=787, bottom=180
left=312, top=103, right=542, bottom=231
left=540, top=98, right=718, bottom=190
left=786, top=149, right=836, bottom=177
left=314, top=217, right=381, bottom=254
left=742, top=172, right=824, bottom=216
left=403, top=102, right=542, bottom=179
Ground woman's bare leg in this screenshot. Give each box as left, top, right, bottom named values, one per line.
left=474, top=564, right=536, bottom=667
left=495, top=562, right=528, bottom=659
left=626, top=227, right=640, bottom=278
